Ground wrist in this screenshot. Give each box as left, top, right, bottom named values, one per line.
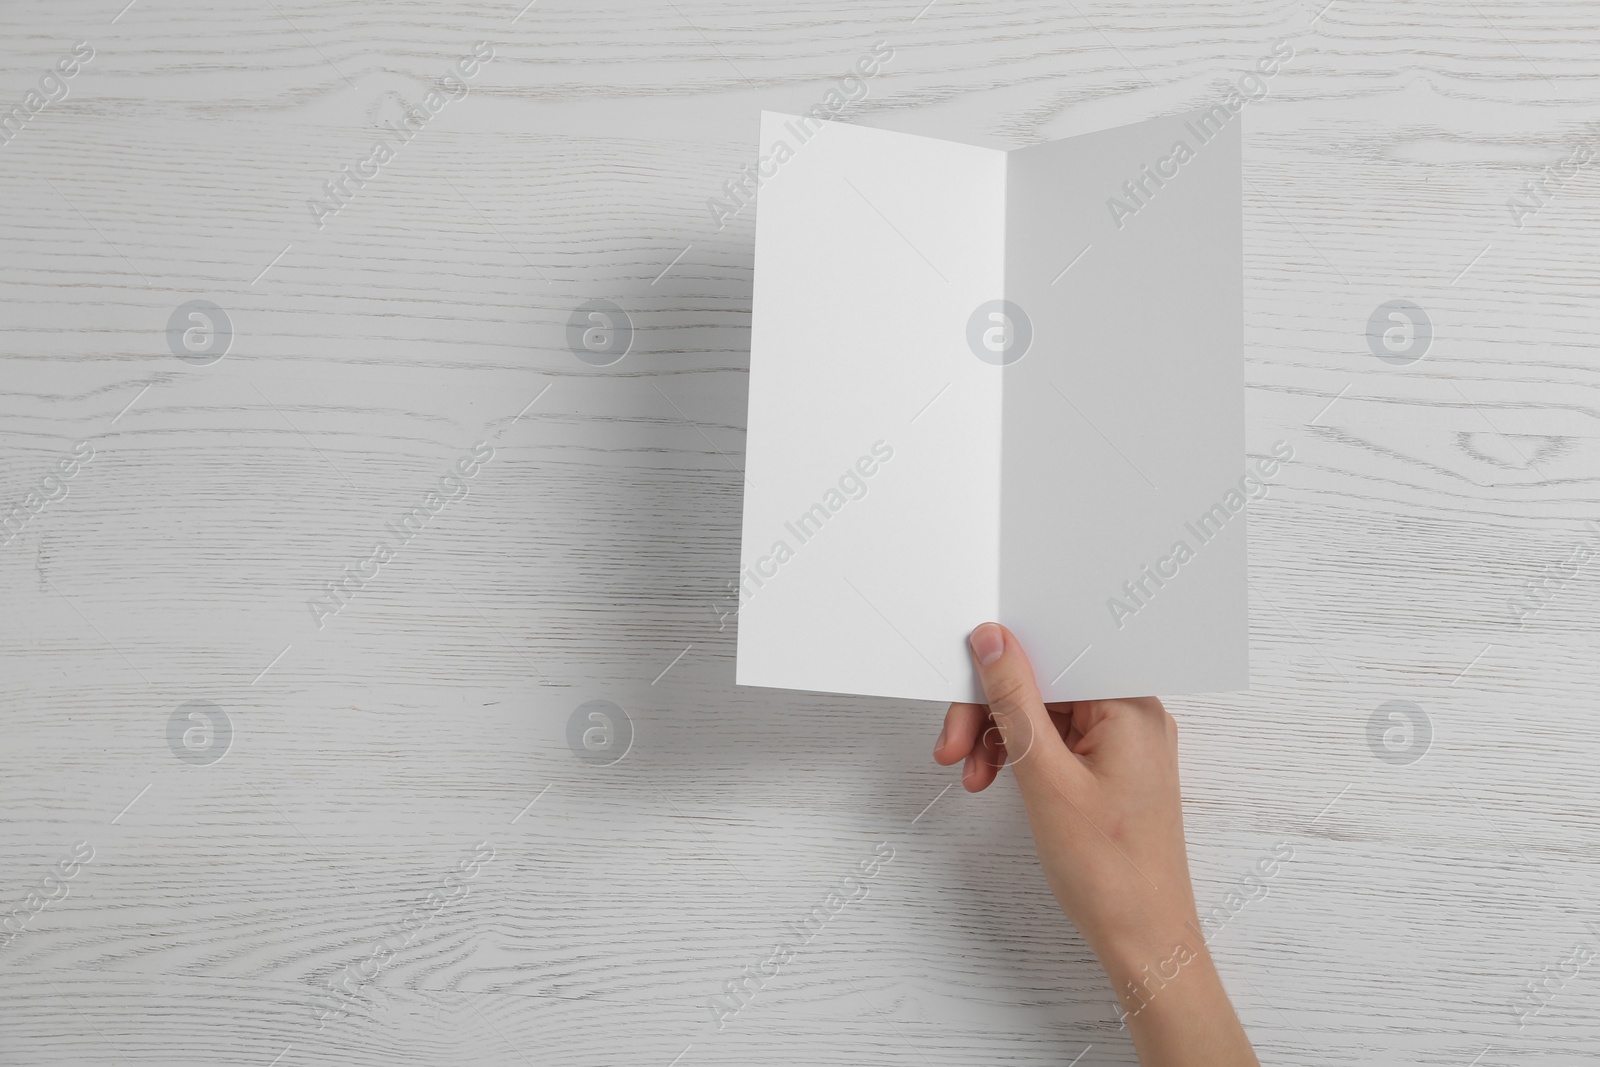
left=1094, top=912, right=1212, bottom=1001
left=1105, top=939, right=1220, bottom=1029
left=1098, top=930, right=1257, bottom=1064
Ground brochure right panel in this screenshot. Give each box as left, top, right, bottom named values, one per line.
left=1001, top=110, right=1247, bottom=700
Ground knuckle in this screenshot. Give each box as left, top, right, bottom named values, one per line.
left=984, top=672, right=1030, bottom=716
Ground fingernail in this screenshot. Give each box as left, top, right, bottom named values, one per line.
left=934, top=725, right=947, bottom=754
left=963, top=752, right=976, bottom=782
left=969, top=623, right=1005, bottom=667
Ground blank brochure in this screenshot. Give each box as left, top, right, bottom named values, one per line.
left=737, top=108, right=1246, bottom=704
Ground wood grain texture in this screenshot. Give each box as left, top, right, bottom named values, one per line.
left=3, top=0, right=1600, bottom=1063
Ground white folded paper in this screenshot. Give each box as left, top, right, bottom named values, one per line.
left=737, top=108, right=1246, bottom=703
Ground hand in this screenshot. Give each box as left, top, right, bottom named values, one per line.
left=933, top=622, right=1258, bottom=1067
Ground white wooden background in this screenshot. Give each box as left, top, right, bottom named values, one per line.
left=2, top=0, right=1598, bottom=1063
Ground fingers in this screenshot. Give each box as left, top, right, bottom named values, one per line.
left=937, top=627, right=1089, bottom=792
left=935, top=703, right=987, bottom=766
left=967, top=623, right=1076, bottom=788
left=964, top=721, right=1005, bottom=792
left=936, top=703, right=1007, bottom=791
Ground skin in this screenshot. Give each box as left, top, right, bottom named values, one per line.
left=934, top=622, right=1259, bottom=1067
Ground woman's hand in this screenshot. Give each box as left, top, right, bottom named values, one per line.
left=933, top=622, right=1258, bottom=1067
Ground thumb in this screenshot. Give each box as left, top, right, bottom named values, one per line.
left=968, top=623, right=1074, bottom=787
